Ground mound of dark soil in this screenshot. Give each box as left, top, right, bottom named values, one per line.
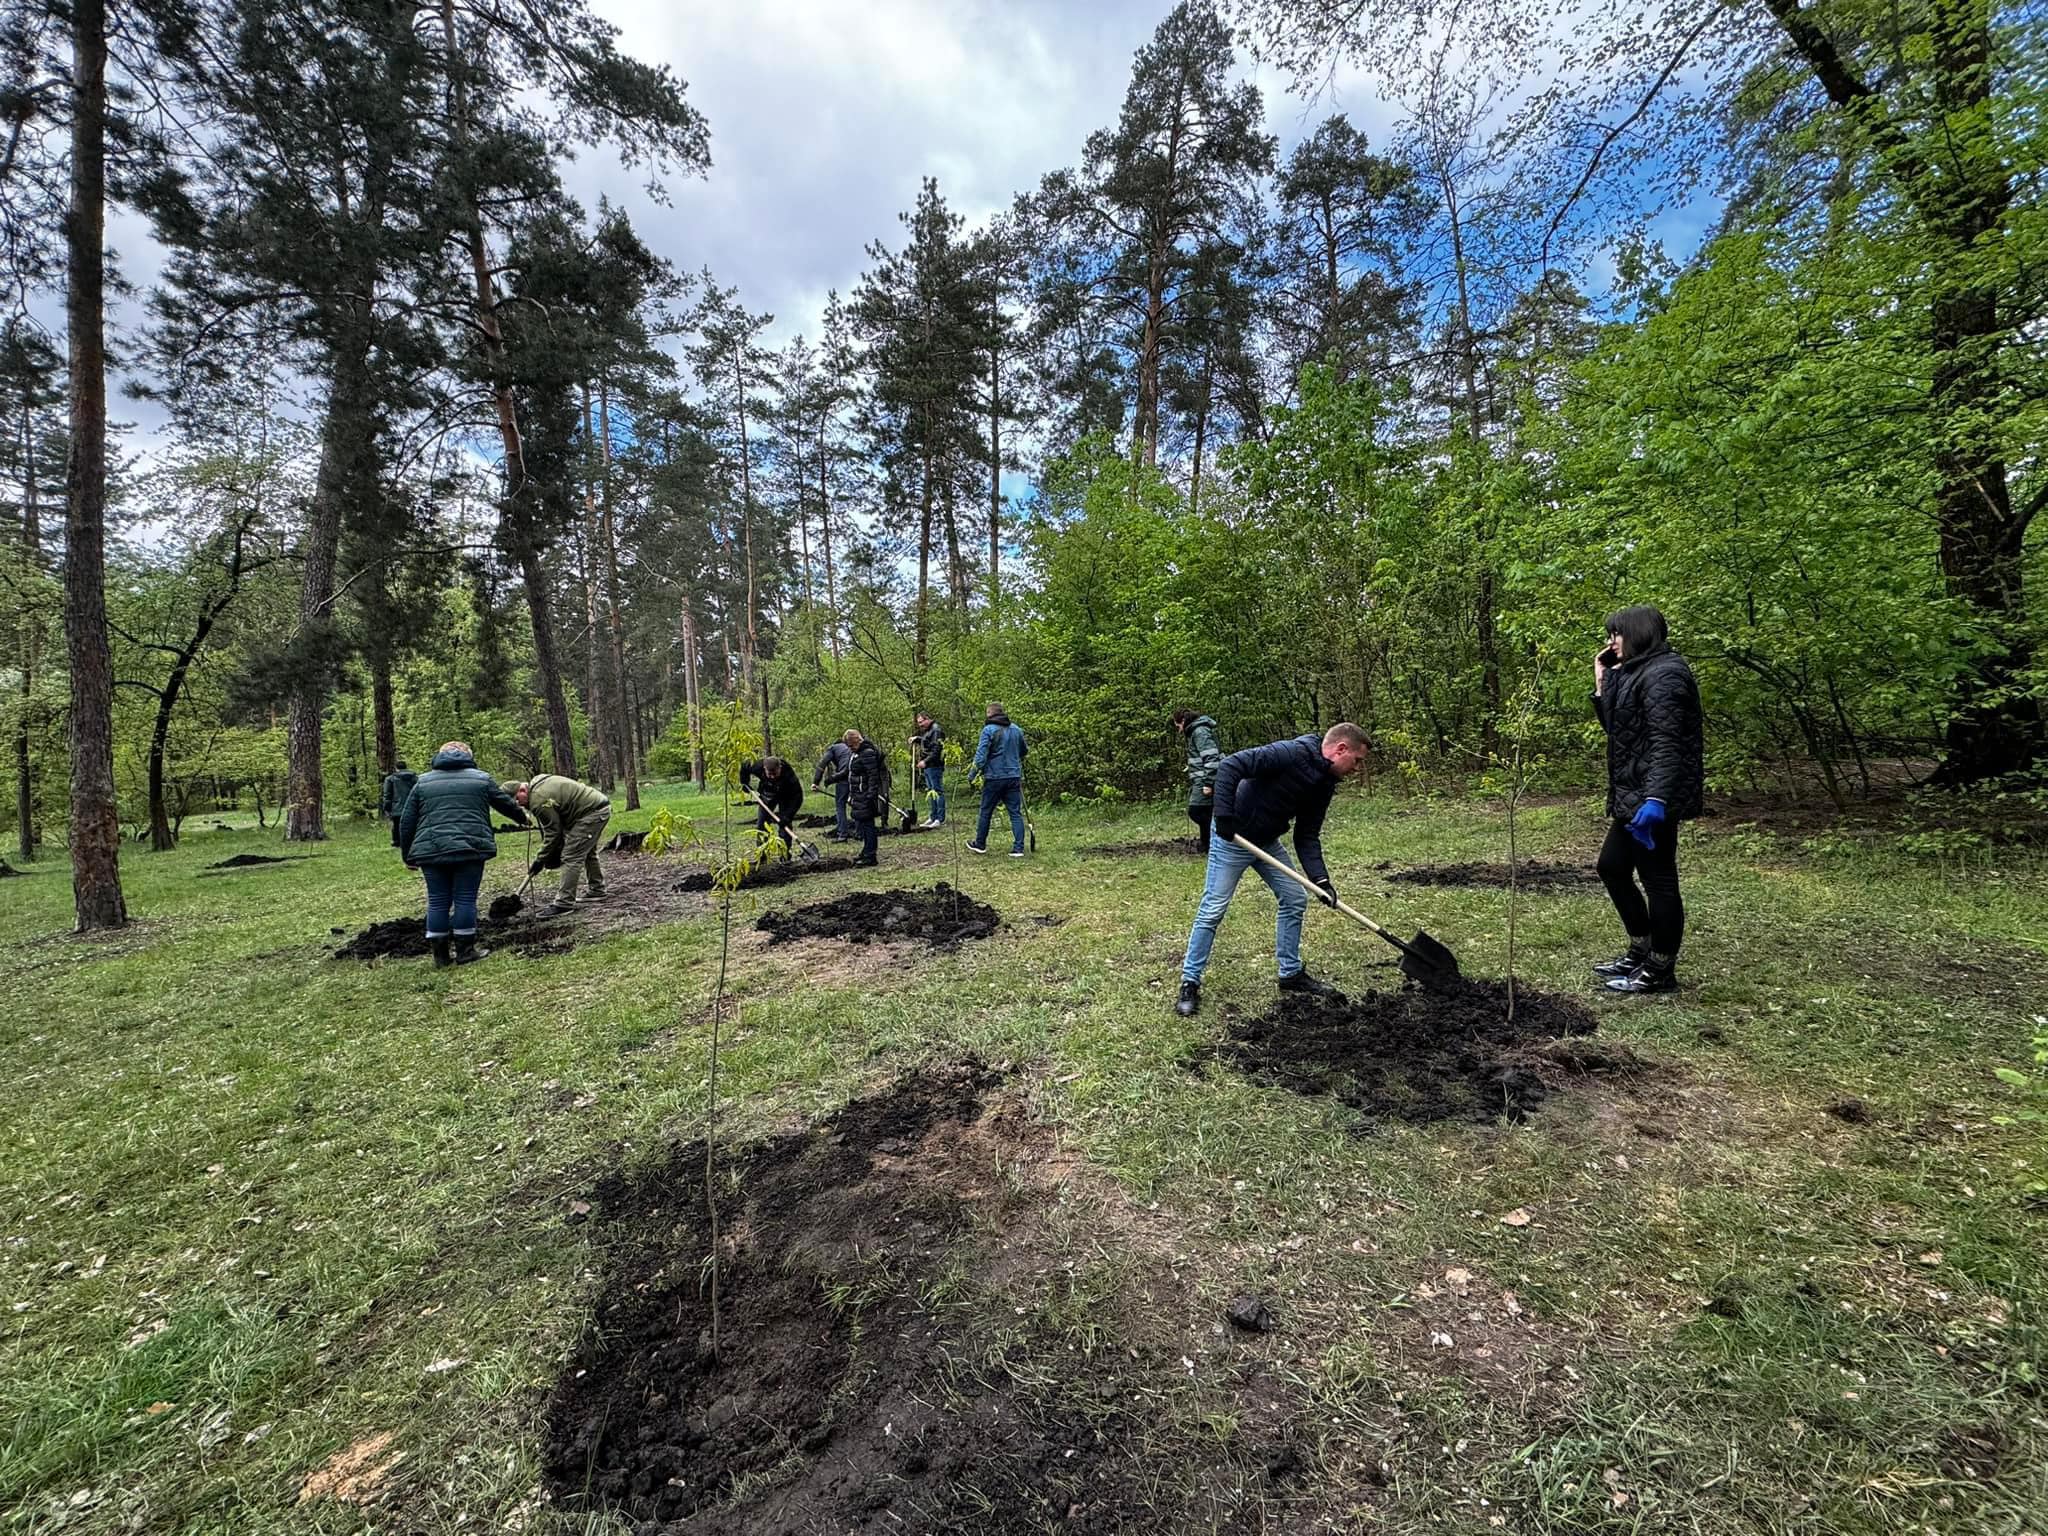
left=757, top=882, right=998, bottom=949
left=603, top=829, right=647, bottom=853
left=673, top=855, right=858, bottom=893
left=1380, top=860, right=1601, bottom=890
left=1078, top=837, right=1206, bottom=859
left=1217, top=980, right=1603, bottom=1125
left=204, top=853, right=303, bottom=870
left=793, top=812, right=839, bottom=829
left=485, top=893, right=527, bottom=923
left=542, top=1066, right=1283, bottom=1534
left=333, top=909, right=572, bottom=961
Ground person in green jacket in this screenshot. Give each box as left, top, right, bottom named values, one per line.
left=398, top=742, right=527, bottom=967
left=1173, top=709, right=1223, bottom=853
left=512, top=773, right=612, bottom=914
left=379, top=759, right=418, bottom=848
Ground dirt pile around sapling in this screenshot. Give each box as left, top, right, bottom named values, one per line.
left=757, top=882, right=999, bottom=949
left=332, top=913, right=564, bottom=961
left=1217, top=980, right=1611, bottom=1125
left=542, top=1066, right=1296, bottom=1534
left=203, top=853, right=305, bottom=870
left=1379, top=860, right=1601, bottom=890
left=1079, top=837, right=1206, bottom=859
left=672, top=855, right=857, bottom=894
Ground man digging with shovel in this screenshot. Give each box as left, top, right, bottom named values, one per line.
left=512, top=773, right=612, bottom=916
left=1175, top=723, right=1371, bottom=1018
left=740, top=755, right=806, bottom=860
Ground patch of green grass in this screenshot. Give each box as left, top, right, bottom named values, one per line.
left=2, top=781, right=2044, bottom=1532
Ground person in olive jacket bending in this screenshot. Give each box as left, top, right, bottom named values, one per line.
left=398, top=742, right=527, bottom=967
left=512, top=773, right=613, bottom=915
left=1592, top=605, right=1705, bottom=995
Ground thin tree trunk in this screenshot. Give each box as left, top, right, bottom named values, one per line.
left=61, top=0, right=125, bottom=927
left=578, top=388, right=611, bottom=789
left=988, top=309, right=1002, bottom=621
left=371, top=651, right=396, bottom=779
left=818, top=413, right=839, bottom=663
left=943, top=489, right=967, bottom=619
left=681, top=596, right=705, bottom=787
left=598, top=381, right=638, bottom=810
left=733, top=342, right=758, bottom=696
left=15, top=388, right=40, bottom=862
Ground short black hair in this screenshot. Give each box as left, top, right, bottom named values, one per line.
left=395, top=758, right=408, bottom=770
left=1170, top=708, right=1193, bottom=728
left=1605, top=605, right=1669, bottom=657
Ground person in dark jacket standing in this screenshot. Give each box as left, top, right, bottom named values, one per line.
left=1592, top=605, right=1705, bottom=995
left=812, top=739, right=854, bottom=840
left=398, top=742, right=526, bottom=967
left=1172, top=709, right=1223, bottom=853
left=741, top=756, right=805, bottom=859
left=379, top=759, right=418, bottom=848
left=829, top=730, right=888, bottom=867
left=966, top=703, right=1029, bottom=856
left=1175, top=723, right=1370, bottom=1017
left=909, top=711, right=947, bottom=828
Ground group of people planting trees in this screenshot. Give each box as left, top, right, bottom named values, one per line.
left=375, top=609, right=1702, bottom=1001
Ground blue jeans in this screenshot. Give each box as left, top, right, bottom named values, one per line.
left=974, top=778, right=1024, bottom=852
left=1181, top=837, right=1307, bottom=984
left=421, top=860, right=486, bottom=938
left=923, top=765, right=946, bottom=824
left=832, top=780, right=851, bottom=838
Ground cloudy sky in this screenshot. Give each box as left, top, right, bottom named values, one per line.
left=569, top=0, right=1406, bottom=349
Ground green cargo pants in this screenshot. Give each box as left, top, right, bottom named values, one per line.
left=557, top=806, right=611, bottom=902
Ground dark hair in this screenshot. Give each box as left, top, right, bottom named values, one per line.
left=395, top=759, right=408, bottom=770
left=1170, top=708, right=1194, bottom=729
left=1605, top=605, right=1669, bottom=657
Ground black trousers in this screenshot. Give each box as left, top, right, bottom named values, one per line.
left=1597, top=817, right=1684, bottom=957
left=756, top=806, right=794, bottom=859
left=854, top=814, right=878, bottom=863
left=1187, top=802, right=1213, bottom=852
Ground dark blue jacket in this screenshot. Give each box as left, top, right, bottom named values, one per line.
left=972, top=714, right=1027, bottom=781
left=1212, top=734, right=1340, bottom=884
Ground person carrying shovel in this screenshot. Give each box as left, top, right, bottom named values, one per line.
left=740, top=755, right=806, bottom=860
left=1174, top=723, right=1371, bottom=1018
left=511, top=773, right=611, bottom=915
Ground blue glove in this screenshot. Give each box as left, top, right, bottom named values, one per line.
left=1627, top=798, right=1667, bottom=850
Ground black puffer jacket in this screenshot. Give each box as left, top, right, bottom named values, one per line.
left=1212, top=734, right=1340, bottom=885
left=741, top=760, right=805, bottom=819
left=1595, top=647, right=1705, bottom=820
left=845, top=739, right=889, bottom=820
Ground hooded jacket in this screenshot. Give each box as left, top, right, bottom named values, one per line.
left=844, top=738, right=889, bottom=820
left=813, top=741, right=853, bottom=788
left=1182, top=715, right=1222, bottom=808
left=1211, top=734, right=1340, bottom=885
left=398, top=748, right=523, bottom=866
left=1594, top=646, right=1705, bottom=820
left=972, top=712, right=1027, bottom=781
left=379, top=766, right=418, bottom=818
left=524, top=774, right=611, bottom=864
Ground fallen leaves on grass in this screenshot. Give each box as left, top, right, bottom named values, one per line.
left=298, top=1431, right=403, bottom=1505
left=1499, top=1208, right=1533, bottom=1227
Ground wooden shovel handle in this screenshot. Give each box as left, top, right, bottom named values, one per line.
left=1228, top=834, right=1395, bottom=941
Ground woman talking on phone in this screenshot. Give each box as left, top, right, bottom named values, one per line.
left=1592, top=606, right=1705, bottom=995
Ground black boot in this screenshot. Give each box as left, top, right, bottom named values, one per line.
left=454, top=934, right=491, bottom=965
left=1175, top=980, right=1201, bottom=1017
left=1278, top=971, right=1344, bottom=1000
left=430, top=937, right=454, bottom=969
left=1592, top=939, right=1650, bottom=979
left=1605, top=956, right=1677, bottom=995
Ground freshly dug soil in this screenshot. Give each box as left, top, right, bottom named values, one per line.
left=542, top=1066, right=1289, bottom=1534
left=1380, top=860, right=1601, bottom=890
left=604, top=829, right=647, bottom=854
left=1078, top=837, right=1206, bottom=859
left=673, top=855, right=858, bottom=893
left=757, top=882, right=999, bottom=949
left=1217, top=980, right=1603, bottom=1125
left=203, top=853, right=304, bottom=870
left=793, top=812, right=839, bottom=829
left=333, top=908, right=573, bottom=961
left=486, top=893, right=527, bottom=923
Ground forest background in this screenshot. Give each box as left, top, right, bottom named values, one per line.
left=2, top=0, right=2044, bottom=929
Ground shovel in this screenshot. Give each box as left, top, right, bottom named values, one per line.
left=1229, top=835, right=1463, bottom=993
left=748, top=789, right=820, bottom=863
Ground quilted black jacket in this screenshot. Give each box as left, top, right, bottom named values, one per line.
left=1594, top=647, right=1705, bottom=820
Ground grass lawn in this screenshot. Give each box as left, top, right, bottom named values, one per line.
left=1, top=780, right=2043, bottom=1534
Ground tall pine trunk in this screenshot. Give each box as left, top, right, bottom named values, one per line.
left=681, top=596, right=705, bottom=787
left=579, top=387, right=611, bottom=789
left=598, top=382, right=637, bottom=809
left=818, top=414, right=840, bottom=663
left=62, top=0, right=125, bottom=928
left=15, top=392, right=40, bottom=862
left=732, top=343, right=758, bottom=698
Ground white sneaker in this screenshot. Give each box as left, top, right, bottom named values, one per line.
left=1008, top=849, right=1025, bottom=858
left=920, top=818, right=940, bottom=829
